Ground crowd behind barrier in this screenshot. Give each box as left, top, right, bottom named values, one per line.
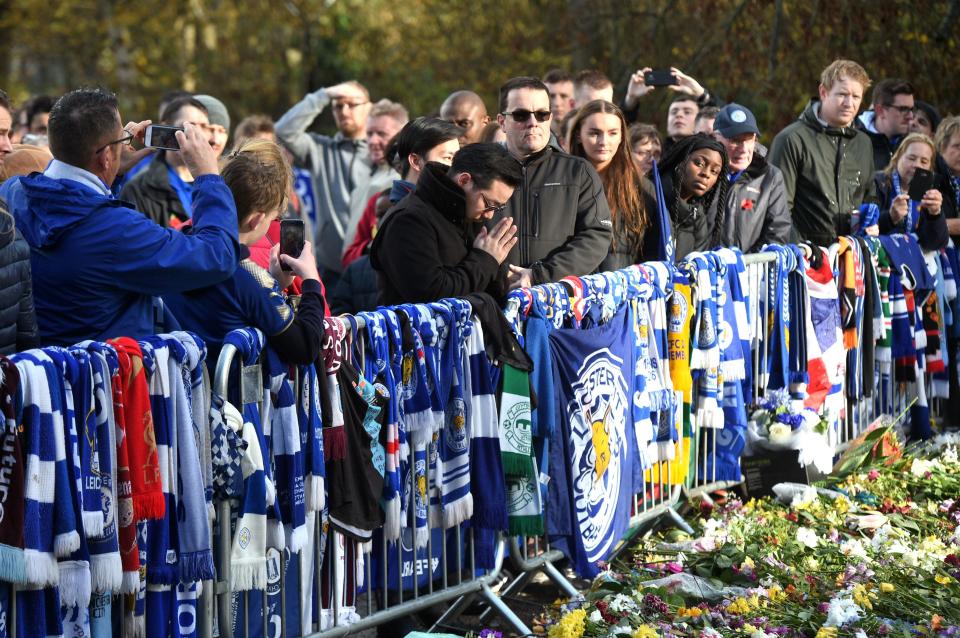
left=0, top=230, right=953, bottom=638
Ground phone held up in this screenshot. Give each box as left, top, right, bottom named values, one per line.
left=644, top=69, right=678, bottom=87
left=908, top=168, right=935, bottom=202
left=279, top=219, right=305, bottom=272
left=144, top=125, right=183, bottom=151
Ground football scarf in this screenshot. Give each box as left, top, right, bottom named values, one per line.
left=498, top=364, right=534, bottom=478
left=0, top=357, right=25, bottom=583
left=891, top=170, right=921, bottom=234
left=802, top=249, right=846, bottom=421
left=651, top=159, right=675, bottom=263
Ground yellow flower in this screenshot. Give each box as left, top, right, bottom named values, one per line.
left=767, top=586, right=785, bottom=602
left=727, top=597, right=751, bottom=615
left=852, top=584, right=873, bottom=610
left=833, top=497, right=851, bottom=514
left=815, top=628, right=838, bottom=638
left=935, top=574, right=953, bottom=585
left=548, top=609, right=586, bottom=638
left=633, top=624, right=660, bottom=638
left=742, top=624, right=759, bottom=634
left=677, top=606, right=703, bottom=618
left=742, top=556, right=756, bottom=570
left=880, top=582, right=895, bottom=593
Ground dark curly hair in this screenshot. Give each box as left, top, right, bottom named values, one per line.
left=658, top=133, right=729, bottom=249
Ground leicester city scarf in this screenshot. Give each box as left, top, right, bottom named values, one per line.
left=498, top=364, right=534, bottom=478
left=298, top=362, right=326, bottom=513
left=651, top=159, right=675, bottom=263
left=13, top=351, right=78, bottom=586
left=370, top=309, right=403, bottom=541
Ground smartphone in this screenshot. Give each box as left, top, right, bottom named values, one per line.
left=144, top=124, right=183, bottom=151
left=908, top=168, right=935, bottom=201
left=644, top=69, right=678, bottom=87
left=279, top=219, right=305, bottom=272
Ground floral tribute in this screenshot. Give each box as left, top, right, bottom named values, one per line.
left=543, top=428, right=960, bottom=638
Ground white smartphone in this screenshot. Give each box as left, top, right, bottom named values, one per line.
left=144, top=124, right=183, bottom=151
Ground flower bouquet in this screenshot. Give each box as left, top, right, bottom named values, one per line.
left=744, top=389, right=833, bottom=475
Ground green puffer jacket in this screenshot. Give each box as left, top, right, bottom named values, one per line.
left=769, top=100, right=877, bottom=246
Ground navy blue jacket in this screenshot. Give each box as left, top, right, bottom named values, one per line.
left=3, top=171, right=239, bottom=345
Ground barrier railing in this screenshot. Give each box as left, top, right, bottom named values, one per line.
left=211, top=341, right=533, bottom=638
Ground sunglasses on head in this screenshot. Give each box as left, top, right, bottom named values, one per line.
left=502, top=109, right=552, bottom=123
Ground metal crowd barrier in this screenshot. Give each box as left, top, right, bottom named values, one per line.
left=211, top=341, right=531, bottom=638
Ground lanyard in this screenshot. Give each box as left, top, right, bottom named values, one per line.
left=166, top=163, right=194, bottom=219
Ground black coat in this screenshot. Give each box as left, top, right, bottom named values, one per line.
left=598, top=178, right=660, bottom=272
left=936, top=154, right=960, bottom=240
left=120, top=153, right=189, bottom=227
left=875, top=171, right=951, bottom=252
left=329, top=255, right=379, bottom=315
left=0, top=211, right=39, bottom=354
left=369, top=163, right=503, bottom=306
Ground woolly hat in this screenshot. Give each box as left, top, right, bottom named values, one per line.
left=1, top=143, right=53, bottom=180
left=194, top=95, right=231, bottom=131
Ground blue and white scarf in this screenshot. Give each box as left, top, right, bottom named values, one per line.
left=651, top=159, right=675, bottom=263
left=891, top=170, right=920, bottom=234
left=298, top=362, right=326, bottom=513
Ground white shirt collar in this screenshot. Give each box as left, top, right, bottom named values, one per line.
left=43, top=159, right=111, bottom=197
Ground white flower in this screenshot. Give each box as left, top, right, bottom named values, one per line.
left=839, top=539, right=870, bottom=561
left=700, top=629, right=722, bottom=638
left=910, top=457, right=941, bottom=476
left=608, top=593, right=636, bottom=614
left=850, top=512, right=888, bottom=531
left=824, top=595, right=863, bottom=627
left=751, top=631, right=775, bottom=638
left=796, top=526, right=820, bottom=548
left=588, top=609, right=603, bottom=623
left=768, top=422, right=792, bottom=443
left=855, top=631, right=869, bottom=638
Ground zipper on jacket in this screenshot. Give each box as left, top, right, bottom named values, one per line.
left=520, top=165, right=529, bottom=266
left=835, top=137, right=845, bottom=234
left=532, top=191, right=541, bottom=238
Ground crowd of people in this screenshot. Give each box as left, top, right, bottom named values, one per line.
left=0, top=57, right=959, bottom=363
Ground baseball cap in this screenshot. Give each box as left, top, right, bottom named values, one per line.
left=714, top=103, right=760, bottom=138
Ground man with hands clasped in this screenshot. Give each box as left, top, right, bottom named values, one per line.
left=370, top=143, right=523, bottom=305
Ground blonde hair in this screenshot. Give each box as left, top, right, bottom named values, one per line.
left=883, top=132, right=936, bottom=177
left=220, top=139, right=291, bottom=221
left=819, top=59, right=871, bottom=92
left=368, top=99, right=409, bottom=126
left=935, top=115, right=960, bottom=154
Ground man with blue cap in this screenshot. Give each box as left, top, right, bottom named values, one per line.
left=712, top=102, right=791, bottom=252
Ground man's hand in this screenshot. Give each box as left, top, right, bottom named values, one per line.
left=325, top=82, right=366, bottom=103
left=890, top=194, right=909, bottom=224
left=863, top=224, right=879, bottom=237
left=946, top=218, right=960, bottom=235
left=473, top=217, right=517, bottom=264
left=275, top=240, right=321, bottom=284
left=177, top=122, right=220, bottom=178
left=506, top=265, right=534, bottom=290
left=920, top=188, right=943, bottom=216
left=668, top=67, right=706, bottom=99
left=624, top=68, right=655, bottom=108
left=123, top=119, right=152, bottom=147
left=269, top=243, right=297, bottom=290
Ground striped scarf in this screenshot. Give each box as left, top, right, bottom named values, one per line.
left=685, top=254, right=724, bottom=429
left=0, top=358, right=25, bottom=583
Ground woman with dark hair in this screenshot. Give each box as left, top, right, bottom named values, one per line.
left=875, top=132, right=948, bottom=251
left=656, top=133, right=729, bottom=260
left=333, top=117, right=463, bottom=313
left=567, top=100, right=657, bottom=270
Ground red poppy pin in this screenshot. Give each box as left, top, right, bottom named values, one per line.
left=741, top=199, right=755, bottom=211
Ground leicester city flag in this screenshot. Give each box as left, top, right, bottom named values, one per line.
left=547, top=307, right=639, bottom=578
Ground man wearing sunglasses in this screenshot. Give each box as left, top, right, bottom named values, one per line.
left=495, top=76, right=612, bottom=290
left=370, top=143, right=521, bottom=306
left=855, top=78, right=917, bottom=171
left=276, top=80, right=376, bottom=285
left=1, top=88, right=239, bottom=345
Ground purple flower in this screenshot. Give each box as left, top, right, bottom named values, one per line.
left=479, top=631, right=502, bottom=638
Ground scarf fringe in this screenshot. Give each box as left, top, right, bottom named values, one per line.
left=265, top=478, right=276, bottom=507
left=415, top=525, right=430, bottom=550
left=54, top=530, right=80, bottom=557
left=90, top=552, right=123, bottom=593
left=382, top=498, right=400, bottom=541
left=471, top=504, right=508, bottom=530
left=267, top=520, right=285, bottom=551
left=288, top=524, right=308, bottom=553
left=230, top=556, right=267, bottom=591
left=0, top=544, right=25, bottom=583
left=647, top=389, right=672, bottom=412
left=178, top=550, right=215, bottom=583
left=305, top=475, right=324, bottom=512
left=443, top=493, right=473, bottom=529
left=500, top=453, right=534, bottom=478
left=82, top=511, right=105, bottom=539
left=323, top=427, right=347, bottom=461
left=23, top=549, right=58, bottom=586
left=58, top=559, right=93, bottom=608
left=133, top=492, right=166, bottom=521
left=123, top=608, right=145, bottom=638
left=720, top=359, right=746, bottom=382
left=120, top=570, right=140, bottom=594
left=508, top=515, right=544, bottom=536
left=657, top=440, right=677, bottom=461
left=697, top=402, right=724, bottom=429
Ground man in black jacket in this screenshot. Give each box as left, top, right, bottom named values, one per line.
left=370, top=143, right=521, bottom=306
left=494, top=77, right=612, bottom=289
left=121, top=96, right=211, bottom=227
left=855, top=78, right=915, bottom=171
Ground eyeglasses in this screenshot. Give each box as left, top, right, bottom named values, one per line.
left=96, top=131, right=134, bottom=154
left=332, top=101, right=370, bottom=112
left=885, top=104, right=916, bottom=116
left=480, top=192, right=507, bottom=216
left=502, top=109, right=552, bottom=123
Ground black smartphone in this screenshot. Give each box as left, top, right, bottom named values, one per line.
left=644, top=69, right=678, bottom=87
left=908, top=168, right=935, bottom=201
left=279, top=219, right=305, bottom=272
left=144, top=124, right=183, bottom=151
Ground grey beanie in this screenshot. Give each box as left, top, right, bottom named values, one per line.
left=194, top=94, right=230, bottom=131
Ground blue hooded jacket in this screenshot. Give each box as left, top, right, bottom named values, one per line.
left=1, top=170, right=239, bottom=345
